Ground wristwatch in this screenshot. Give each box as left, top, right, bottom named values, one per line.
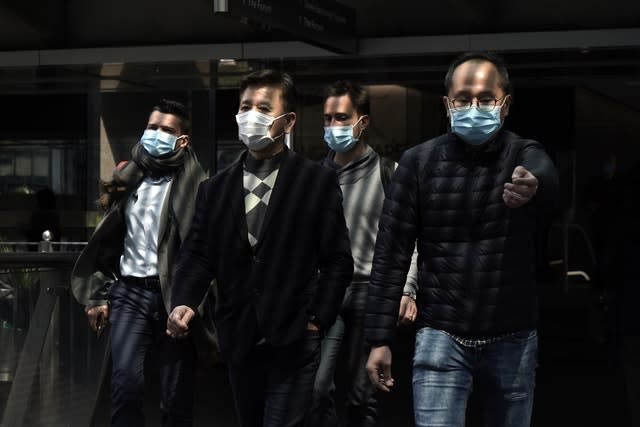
left=402, top=290, right=417, bottom=300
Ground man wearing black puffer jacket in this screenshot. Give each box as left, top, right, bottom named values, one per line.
left=365, top=52, right=559, bottom=427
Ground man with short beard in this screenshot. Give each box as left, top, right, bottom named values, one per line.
left=71, top=99, right=215, bottom=427
left=309, top=80, right=418, bottom=427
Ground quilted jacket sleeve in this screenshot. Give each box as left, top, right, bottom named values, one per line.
left=365, top=148, right=421, bottom=347
left=519, top=141, right=560, bottom=215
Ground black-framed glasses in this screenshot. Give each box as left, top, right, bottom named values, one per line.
left=448, top=96, right=506, bottom=112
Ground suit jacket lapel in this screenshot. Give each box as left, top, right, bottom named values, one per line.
left=254, top=150, right=296, bottom=252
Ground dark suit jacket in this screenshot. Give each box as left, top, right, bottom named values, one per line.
left=172, top=149, right=353, bottom=364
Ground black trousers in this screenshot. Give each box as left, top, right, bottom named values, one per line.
left=227, top=331, right=322, bottom=427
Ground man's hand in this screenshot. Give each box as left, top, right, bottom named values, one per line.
left=503, top=166, right=538, bottom=208
left=397, top=295, right=417, bottom=326
left=85, top=304, right=109, bottom=333
left=367, top=345, right=394, bottom=392
left=166, top=305, right=195, bottom=338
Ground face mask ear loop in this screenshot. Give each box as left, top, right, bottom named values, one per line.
left=351, top=115, right=366, bottom=141
left=269, top=131, right=285, bottom=143
left=268, top=113, right=290, bottom=142
left=445, top=103, right=455, bottom=132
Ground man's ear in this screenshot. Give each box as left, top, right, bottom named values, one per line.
left=501, top=95, right=512, bottom=119
left=177, top=135, right=190, bottom=149
left=284, top=112, right=297, bottom=133
left=355, top=115, right=369, bottom=140
left=442, top=96, right=451, bottom=119
left=359, top=115, right=370, bottom=130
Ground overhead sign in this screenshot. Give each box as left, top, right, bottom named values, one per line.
left=214, top=0, right=357, bottom=54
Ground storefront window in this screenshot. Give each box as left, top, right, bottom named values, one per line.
left=0, top=141, right=86, bottom=196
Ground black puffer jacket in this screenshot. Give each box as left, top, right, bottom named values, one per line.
left=365, top=130, right=559, bottom=346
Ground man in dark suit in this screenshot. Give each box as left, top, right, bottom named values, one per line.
left=167, top=70, right=354, bottom=427
left=71, top=99, right=216, bottom=426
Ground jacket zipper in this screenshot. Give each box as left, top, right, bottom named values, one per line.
left=464, top=150, right=477, bottom=292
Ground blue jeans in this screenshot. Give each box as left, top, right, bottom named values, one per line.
left=227, top=331, right=322, bottom=427
left=412, top=327, right=537, bottom=427
left=109, top=281, right=196, bottom=427
left=308, top=283, right=377, bottom=427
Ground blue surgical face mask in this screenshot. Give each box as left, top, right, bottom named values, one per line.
left=323, top=116, right=364, bottom=152
left=140, top=129, right=182, bottom=157
left=449, top=106, right=503, bottom=146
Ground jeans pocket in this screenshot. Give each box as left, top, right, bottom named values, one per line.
left=107, top=280, right=120, bottom=300
left=302, top=329, right=322, bottom=352
left=509, top=329, right=537, bottom=342
left=302, top=331, right=321, bottom=363
left=415, top=326, right=429, bottom=338
left=304, top=329, right=322, bottom=348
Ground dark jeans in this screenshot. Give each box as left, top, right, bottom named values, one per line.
left=308, top=283, right=377, bottom=427
left=109, top=281, right=196, bottom=427
left=227, top=331, right=322, bottom=427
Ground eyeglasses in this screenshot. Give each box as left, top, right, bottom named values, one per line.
left=448, top=96, right=506, bottom=112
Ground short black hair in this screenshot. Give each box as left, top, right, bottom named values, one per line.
left=239, top=69, right=297, bottom=113
left=444, top=52, right=511, bottom=95
left=152, top=99, right=191, bottom=135
left=324, top=80, right=370, bottom=116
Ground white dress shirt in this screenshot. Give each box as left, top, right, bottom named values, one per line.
left=119, top=175, right=172, bottom=278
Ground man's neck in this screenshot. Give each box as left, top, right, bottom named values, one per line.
left=249, top=140, right=286, bottom=160
left=333, top=142, right=367, bottom=167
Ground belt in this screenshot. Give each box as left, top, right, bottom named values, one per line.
left=121, top=276, right=161, bottom=288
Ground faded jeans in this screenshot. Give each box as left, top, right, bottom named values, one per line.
left=413, top=327, right=537, bottom=427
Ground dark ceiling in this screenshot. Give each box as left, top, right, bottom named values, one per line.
left=0, top=0, right=638, bottom=50
left=0, top=0, right=638, bottom=109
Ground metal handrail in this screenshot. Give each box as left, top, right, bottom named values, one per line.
left=0, top=242, right=87, bottom=246
left=0, top=238, right=109, bottom=427
left=0, top=252, right=82, bottom=267
left=550, top=219, right=598, bottom=292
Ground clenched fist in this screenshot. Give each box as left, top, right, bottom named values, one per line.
left=503, top=166, right=538, bottom=208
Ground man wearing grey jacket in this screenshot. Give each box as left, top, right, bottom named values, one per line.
left=308, top=80, right=418, bottom=427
